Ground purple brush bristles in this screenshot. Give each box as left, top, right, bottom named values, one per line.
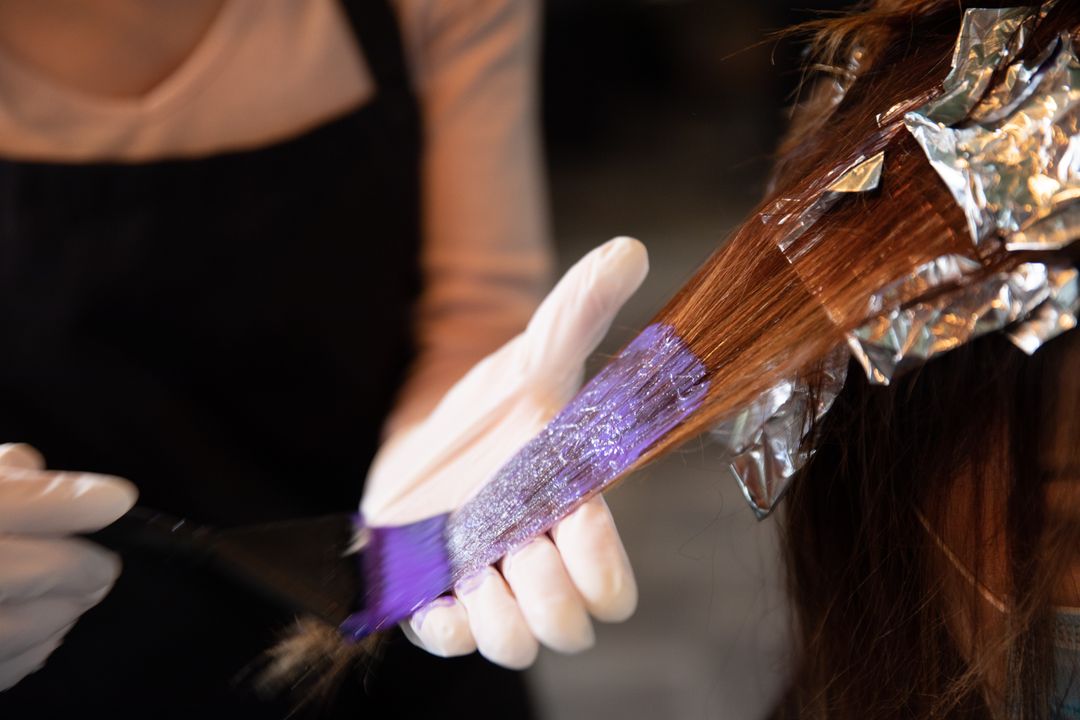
left=338, top=514, right=452, bottom=638
left=340, top=323, right=709, bottom=640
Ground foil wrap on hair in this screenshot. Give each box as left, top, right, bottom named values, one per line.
left=848, top=261, right=1080, bottom=384
left=904, top=9, right=1080, bottom=250
left=723, top=151, right=891, bottom=517
left=710, top=348, right=847, bottom=519
left=723, top=6, right=1080, bottom=517
left=914, top=6, right=1036, bottom=126
left=715, top=258, right=1078, bottom=518
left=1007, top=265, right=1080, bottom=352
left=768, top=139, right=896, bottom=266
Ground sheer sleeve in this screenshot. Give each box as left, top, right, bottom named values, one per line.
left=384, top=0, right=554, bottom=435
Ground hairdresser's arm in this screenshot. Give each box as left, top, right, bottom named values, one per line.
left=367, top=0, right=636, bottom=669
left=363, top=238, right=644, bottom=669
left=383, top=0, right=553, bottom=435
left=0, top=444, right=136, bottom=689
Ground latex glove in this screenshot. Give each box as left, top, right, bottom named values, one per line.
left=361, top=236, right=646, bottom=669
left=0, top=444, right=137, bottom=690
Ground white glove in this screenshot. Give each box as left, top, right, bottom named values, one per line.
left=362, top=237, right=647, bottom=669
left=0, top=443, right=137, bottom=690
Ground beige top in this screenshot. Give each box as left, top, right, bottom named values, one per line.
left=0, top=0, right=552, bottom=432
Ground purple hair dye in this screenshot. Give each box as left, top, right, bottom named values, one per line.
left=341, top=323, right=708, bottom=639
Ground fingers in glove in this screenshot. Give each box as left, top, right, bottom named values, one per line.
left=0, top=633, right=64, bottom=691
left=0, top=536, right=120, bottom=603
left=521, top=236, right=649, bottom=382
left=454, top=567, right=537, bottom=670
left=550, top=496, right=637, bottom=622
left=402, top=596, right=476, bottom=658
left=0, top=595, right=98, bottom=662
left=500, top=536, right=594, bottom=654
left=0, top=467, right=137, bottom=535
left=0, top=444, right=45, bottom=470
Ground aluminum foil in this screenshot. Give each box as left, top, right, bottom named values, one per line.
left=915, top=6, right=1035, bottom=126
left=710, top=347, right=848, bottom=519
left=1006, top=265, right=1079, bottom=353
left=717, top=259, right=1078, bottom=520
left=827, top=150, right=885, bottom=193
left=904, top=11, right=1080, bottom=250
left=769, top=136, right=897, bottom=264
left=860, top=253, right=982, bottom=315
left=848, top=261, right=1080, bottom=384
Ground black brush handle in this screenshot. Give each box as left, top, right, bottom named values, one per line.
left=86, top=505, right=214, bottom=562
left=86, top=507, right=362, bottom=626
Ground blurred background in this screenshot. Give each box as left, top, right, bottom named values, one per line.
left=530, top=1, right=840, bottom=717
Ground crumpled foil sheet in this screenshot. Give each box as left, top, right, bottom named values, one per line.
left=904, top=8, right=1080, bottom=250
left=827, top=150, right=884, bottom=193
left=1006, top=264, right=1079, bottom=353
left=848, top=261, right=1080, bottom=384
left=860, top=253, right=982, bottom=315
left=709, top=347, right=848, bottom=519
left=915, top=6, right=1035, bottom=126
left=721, top=6, right=1080, bottom=517
left=720, top=256, right=1079, bottom=518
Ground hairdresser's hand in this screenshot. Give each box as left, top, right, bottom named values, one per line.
left=0, top=443, right=136, bottom=690
left=362, top=236, right=646, bottom=669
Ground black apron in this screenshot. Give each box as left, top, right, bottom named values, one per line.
left=0, top=1, right=533, bottom=717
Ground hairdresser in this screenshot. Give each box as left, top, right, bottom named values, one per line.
left=0, top=0, right=638, bottom=716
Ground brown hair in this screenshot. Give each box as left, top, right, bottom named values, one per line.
left=623, top=1, right=1080, bottom=717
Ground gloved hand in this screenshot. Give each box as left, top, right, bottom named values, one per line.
left=0, top=443, right=137, bottom=690
left=362, top=237, right=647, bottom=669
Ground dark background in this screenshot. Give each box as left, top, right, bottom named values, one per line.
left=544, top=0, right=846, bottom=244
left=532, top=2, right=840, bottom=717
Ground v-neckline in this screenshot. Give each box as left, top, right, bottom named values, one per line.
left=0, top=0, right=241, bottom=118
